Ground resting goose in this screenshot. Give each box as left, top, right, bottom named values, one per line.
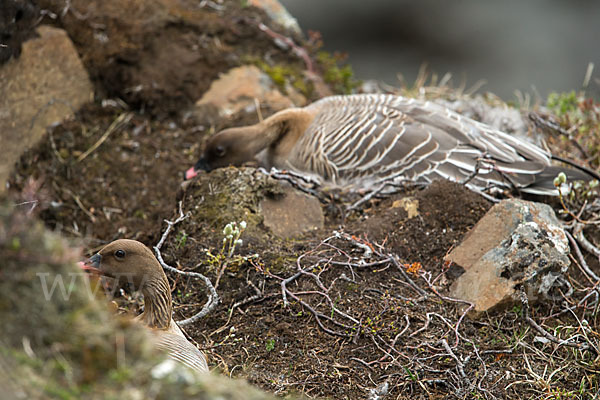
left=81, top=239, right=209, bottom=373
left=185, top=94, right=596, bottom=196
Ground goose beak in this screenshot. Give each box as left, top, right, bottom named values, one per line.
left=183, top=158, right=210, bottom=180
left=79, top=253, right=102, bottom=273
left=184, top=166, right=198, bottom=180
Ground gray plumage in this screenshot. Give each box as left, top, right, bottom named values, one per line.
left=187, top=94, right=588, bottom=196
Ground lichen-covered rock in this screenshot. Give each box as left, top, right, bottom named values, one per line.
left=178, top=166, right=323, bottom=240
left=0, top=203, right=295, bottom=399
left=179, top=167, right=283, bottom=235
left=436, top=96, right=529, bottom=138
left=447, top=198, right=570, bottom=316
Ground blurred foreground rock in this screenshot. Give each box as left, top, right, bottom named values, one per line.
left=447, top=198, right=570, bottom=316
left=0, top=25, right=93, bottom=194
left=0, top=203, right=293, bottom=399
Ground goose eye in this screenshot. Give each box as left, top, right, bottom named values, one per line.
left=115, top=249, right=126, bottom=259
left=215, top=145, right=226, bottom=157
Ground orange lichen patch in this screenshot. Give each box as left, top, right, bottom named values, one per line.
left=404, top=262, right=422, bottom=276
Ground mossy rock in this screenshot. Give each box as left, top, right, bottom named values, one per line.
left=178, top=167, right=285, bottom=242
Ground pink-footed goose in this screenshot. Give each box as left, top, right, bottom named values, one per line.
left=185, top=94, right=597, bottom=196
left=82, top=239, right=209, bottom=373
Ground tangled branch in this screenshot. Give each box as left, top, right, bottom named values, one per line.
left=154, top=201, right=220, bottom=326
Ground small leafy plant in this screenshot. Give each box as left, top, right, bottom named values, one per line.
left=265, top=338, right=275, bottom=352
left=175, top=231, right=188, bottom=249
left=207, top=221, right=255, bottom=289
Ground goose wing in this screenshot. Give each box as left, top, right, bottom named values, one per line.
left=298, top=94, right=551, bottom=192
left=155, top=332, right=209, bottom=373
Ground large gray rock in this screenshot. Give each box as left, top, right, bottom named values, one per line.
left=0, top=25, right=93, bottom=193
left=446, top=198, right=570, bottom=316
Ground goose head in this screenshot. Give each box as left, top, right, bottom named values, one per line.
left=82, top=239, right=174, bottom=330
left=83, top=239, right=164, bottom=292
left=184, top=107, right=313, bottom=180
left=184, top=125, right=264, bottom=180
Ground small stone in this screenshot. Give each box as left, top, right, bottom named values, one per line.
left=391, top=197, right=419, bottom=219
left=260, top=187, right=324, bottom=238
left=248, top=0, right=301, bottom=35
left=194, top=65, right=305, bottom=122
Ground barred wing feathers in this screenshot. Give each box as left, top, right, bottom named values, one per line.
left=295, top=94, right=552, bottom=194
left=155, top=332, right=209, bottom=374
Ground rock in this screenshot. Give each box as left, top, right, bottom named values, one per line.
left=260, top=186, right=323, bottom=238
left=249, top=0, right=301, bottom=35
left=446, top=198, right=570, bottom=316
left=0, top=25, right=93, bottom=194
left=179, top=167, right=283, bottom=238
left=194, top=65, right=305, bottom=123
left=0, top=0, right=38, bottom=63
left=179, top=167, right=323, bottom=241
left=391, top=197, right=419, bottom=219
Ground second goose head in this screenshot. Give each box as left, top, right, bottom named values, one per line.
left=185, top=125, right=265, bottom=179
left=85, top=239, right=163, bottom=290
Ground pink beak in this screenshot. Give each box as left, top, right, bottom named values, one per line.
left=78, top=260, right=101, bottom=274
left=184, top=166, right=198, bottom=180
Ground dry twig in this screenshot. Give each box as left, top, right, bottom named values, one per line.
left=154, top=201, right=220, bottom=326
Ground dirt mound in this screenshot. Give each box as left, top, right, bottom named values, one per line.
left=36, top=0, right=313, bottom=115
left=145, top=178, right=499, bottom=399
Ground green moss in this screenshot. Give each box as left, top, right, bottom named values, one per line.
left=253, top=59, right=314, bottom=98
left=184, top=167, right=282, bottom=233
left=544, top=91, right=600, bottom=170
left=316, top=51, right=360, bottom=95
left=547, top=90, right=579, bottom=115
